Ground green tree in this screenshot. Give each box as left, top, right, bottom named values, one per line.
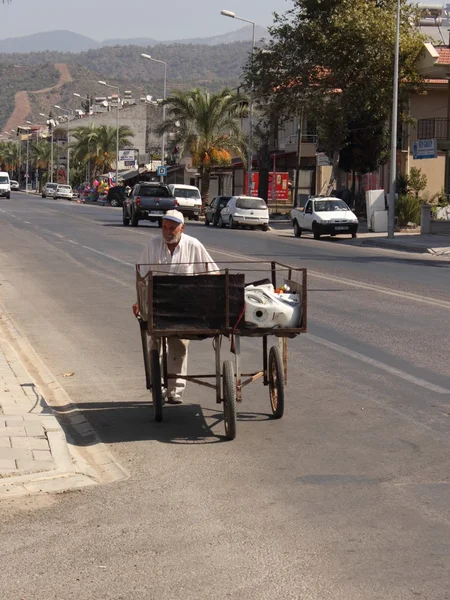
left=408, top=166, right=427, bottom=199
left=70, top=124, right=134, bottom=179
left=30, top=139, right=59, bottom=187
left=0, top=140, right=19, bottom=177
left=246, top=0, right=425, bottom=189
left=157, top=88, right=249, bottom=204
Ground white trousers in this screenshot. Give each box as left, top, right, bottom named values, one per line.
left=151, top=338, right=189, bottom=396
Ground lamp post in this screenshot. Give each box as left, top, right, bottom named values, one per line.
left=388, top=0, right=401, bottom=239
left=221, top=10, right=256, bottom=196
left=26, top=120, right=40, bottom=190
left=98, top=81, right=120, bottom=186
left=55, top=105, right=71, bottom=185
left=40, top=112, right=54, bottom=183
left=21, top=126, right=31, bottom=191
left=73, top=93, right=93, bottom=182
left=141, top=54, right=167, bottom=183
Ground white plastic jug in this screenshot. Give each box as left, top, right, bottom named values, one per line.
left=244, top=288, right=301, bottom=328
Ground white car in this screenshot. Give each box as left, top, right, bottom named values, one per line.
left=10, top=180, right=19, bottom=191
left=291, top=197, right=359, bottom=239
left=55, top=184, right=73, bottom=200
left=167, top=184, right=202, bottom=220
left=219, top=196, right=269, bottom=231
left=0, top=171, right=11, bottom=199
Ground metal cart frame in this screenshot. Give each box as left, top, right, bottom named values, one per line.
left=136, top=261, right=307, bottom=440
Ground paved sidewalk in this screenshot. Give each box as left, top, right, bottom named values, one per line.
left=0, top=327, right=95, bottom=498
left=359, top=232, right=450, bottom=256
left=269, top=220, right=450, bottom=256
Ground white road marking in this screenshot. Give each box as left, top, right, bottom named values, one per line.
left=208, top=248, right=450, bottom=310
left=80, top=245, right=134, bottom=267
left=308, top=333, right=450, bottom=395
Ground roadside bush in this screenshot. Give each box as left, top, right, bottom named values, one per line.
left=396, top=195, right=421, bottom=228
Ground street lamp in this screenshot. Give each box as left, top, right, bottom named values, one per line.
left=21, top=125, right=32, bottom=191
left=221, top=9, right=256, bottom=196
left=73, top=93, right=93, bottom=182
left=41, top=112, right=55, bottom=183
left=141, top=54, right=167, bottom=182
left=98, top=80, right=120, bottom=186
left=55, top=105, right=71, bottom=185
left=388, top=0, right=401, bottom=239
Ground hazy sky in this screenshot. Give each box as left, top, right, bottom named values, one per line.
left=1, top=0, right=293, bottom=41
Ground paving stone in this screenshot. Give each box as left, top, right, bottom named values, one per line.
left=11, top=437, right=49, bottom=450
left=0, top=427, right=26, bottom=437
left=22, top=413, right=46, bottom=421
left=0, top=437, right=11, bottom=448
left=0, top=447, right=33, bottom=459
left=15, top=459, right=55, bottom=473
left=5, top=419, right=24, bottom=428
left=32, top=449, right=53, bottom=462
left=24, top=425, right=45, bottom=437
left=0, top=458, right=16, bottom=470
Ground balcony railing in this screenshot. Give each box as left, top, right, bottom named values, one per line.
left=417, top=118, right=450, bottom=140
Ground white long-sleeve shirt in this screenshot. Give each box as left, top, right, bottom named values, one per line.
left=138, top=233, right=219, bottom=275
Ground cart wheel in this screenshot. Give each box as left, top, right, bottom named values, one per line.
left=150, top=349, right=163, bottom=422
left=269, top=345, right=285, bottom=419
left=222, top=360, right=237, bottom=440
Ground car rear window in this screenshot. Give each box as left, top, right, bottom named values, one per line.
left=138, top=186, right=171, bottom=197
left=236, top=198, right=267, bottom=210
left=173, top=188, right=201, bottom=199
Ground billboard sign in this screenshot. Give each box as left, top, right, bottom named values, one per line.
left=245, top=172, right=289, bottom=201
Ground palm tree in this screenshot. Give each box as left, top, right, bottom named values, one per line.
left=30, top=139, right=57, bottom=187
left=158, top=88, right=249, bottom=205
left=0, top=141, right=19, bottom=179
left=71, top=124, right=134, bottom=179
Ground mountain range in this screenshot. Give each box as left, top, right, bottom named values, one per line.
left=0, top=25, right=268, bottom=54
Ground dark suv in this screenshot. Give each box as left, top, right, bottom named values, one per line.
left=123, top=182, right=177, bottom=227
left=107, top=186, right=126, bottom=207
left=204, top=196, right=231, bottom=226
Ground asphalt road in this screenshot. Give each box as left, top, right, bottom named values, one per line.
left=1, top=192, right=450, bottom=599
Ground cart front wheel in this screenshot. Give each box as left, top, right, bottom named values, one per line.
left=269, top=345, right=285, bottom=419
left=223, top=360, right=237, bottom=440
left=150, top=349, right=163, bottom=422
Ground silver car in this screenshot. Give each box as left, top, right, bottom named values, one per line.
left=42, top=183, right=58, bottom=198
left=10, top=180, right=19, bottom=191
left=55, top=184, right=73, bottom=200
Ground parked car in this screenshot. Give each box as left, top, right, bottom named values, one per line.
left=290, top=197, right=359, bottom=239
left=10, top=180, right=19, bottom=191
left=54, top=184, right=74, bottom=200
left=42, top=183, right=58, bottom=198
left=204, top=196, right=232, bottom=226
left=0, top=171, right=11, bottom=199
left=167, top=184, right=202, bottom=220
left=219, top=196, right=269, bottom=231
left=107, top=186, right=126, bottom=208
left=123, top=182, right=177, bottom=227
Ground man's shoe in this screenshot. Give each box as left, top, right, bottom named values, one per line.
left=167, top=393, right=183, bottom=405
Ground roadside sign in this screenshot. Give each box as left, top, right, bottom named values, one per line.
left=156, top=166, right=167, bottom=177
left=413, top=139, right=437, bottom=160
left=316, top=152, right=331, bottom=167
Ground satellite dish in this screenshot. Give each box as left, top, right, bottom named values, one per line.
left=146, top=95, right=153, bottom=103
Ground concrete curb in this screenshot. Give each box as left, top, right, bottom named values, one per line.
left=360, top=238, right=450, bottom=256
left=0, top=309, right=129, bottom=497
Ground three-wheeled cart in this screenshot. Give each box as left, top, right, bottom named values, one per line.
left=135, top=261, right=307, bottom=440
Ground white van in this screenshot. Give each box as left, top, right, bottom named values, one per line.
left=168, top=184, right=202, bottom=220
left=0, top=172, right=11, bottom=199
